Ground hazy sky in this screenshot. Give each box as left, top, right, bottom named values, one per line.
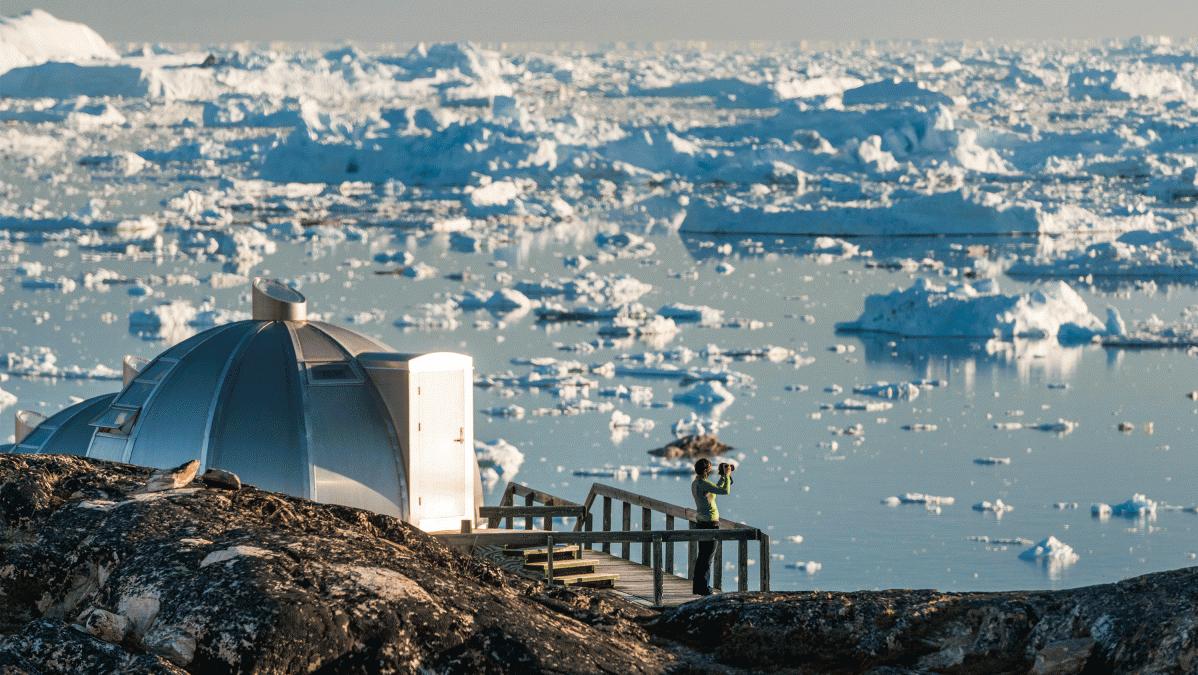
left=9, top=1, right=1198, bottom=44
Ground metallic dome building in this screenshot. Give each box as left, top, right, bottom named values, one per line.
left=9, top=279, right=481, bottom=531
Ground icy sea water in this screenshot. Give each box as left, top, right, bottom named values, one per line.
left=4, top=227, right=1196, bottom=593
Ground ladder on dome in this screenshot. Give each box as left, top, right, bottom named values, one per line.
left=431, top=482, right=770, bottom=609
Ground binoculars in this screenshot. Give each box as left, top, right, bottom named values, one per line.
left=718, top=462, right=735, bottom=474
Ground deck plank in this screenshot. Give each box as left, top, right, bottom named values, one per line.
left=474, top=544, right=709, bottom=608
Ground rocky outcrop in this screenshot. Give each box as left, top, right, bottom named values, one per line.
left=647, top=435, right=731, bottom=460
left=0, top=454, right=673, bottom=673
left=2, top=454, right=1193, bottom=674
left=651, top=569, right=1197, bottom=673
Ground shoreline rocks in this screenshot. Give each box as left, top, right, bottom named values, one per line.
left=651, top=568, right=1197, bottom=673
left=2, top=454, right=1193, bottom=674
left=0, top=454, right=670, bottom=673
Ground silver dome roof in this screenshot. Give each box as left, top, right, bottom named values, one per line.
left=9, top=280, right=476, bottom=520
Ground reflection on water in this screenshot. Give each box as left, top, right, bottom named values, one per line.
left=844, top=334, right=1095, bottom=387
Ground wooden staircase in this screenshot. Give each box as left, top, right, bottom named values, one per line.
left=504, top=545, right=619, bottom=588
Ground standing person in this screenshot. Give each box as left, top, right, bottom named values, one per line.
left=691, top=458, right=732, bottom=596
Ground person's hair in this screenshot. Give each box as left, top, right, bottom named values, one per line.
left=694, top=458, right=712, bottom=476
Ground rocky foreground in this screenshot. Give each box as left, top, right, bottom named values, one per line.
left=1, top=455, right=1194, bottom=674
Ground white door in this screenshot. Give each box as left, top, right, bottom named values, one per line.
left=414, top=369, right=467, bottom=530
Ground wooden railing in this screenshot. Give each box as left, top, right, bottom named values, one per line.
left=574, top=483, right=769, bottom=596
left=492, top=482, right=584, bottom=530
left=458, top=481, right=770, bottom=606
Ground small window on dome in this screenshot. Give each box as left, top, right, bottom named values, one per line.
left=89, top=405, right=140, bottom=436
left=305, top=361, right=362, bottom=385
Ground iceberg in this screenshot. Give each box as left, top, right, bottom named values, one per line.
left=836, top=278, right=1106, bottom=344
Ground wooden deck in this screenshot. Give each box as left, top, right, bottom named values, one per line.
left=477, top=543, right=708, bottom=608
left=581, top=549, right=705, bottom=607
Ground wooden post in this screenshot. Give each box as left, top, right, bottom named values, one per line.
left=621, top=501, right=632, bottom=560
left=652, top=536, right=664, bottom=607
left=737, top=538, right=749, bottom=592
left=641, top=507, right=652, bottom=565
left=460, top=519, right=472, bottom=534
left=524, top=493, right=534, bottom=530
left=759, top=534, right=771, bottom=592
left=545, top=534, right=554, bottom=584
left=688, top=525, right=697, bottom=582
left=664, top=515, right=675, bottom=574
left=545, top=512, right=554, bottom=532
left=601, top=496, right=612, bottom=554
left=584, top=511, right=593, bottom=551
left=713, top=537, right=723, bottom=591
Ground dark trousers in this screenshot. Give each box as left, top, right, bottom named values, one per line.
left=692, top=521, right=719, bottom=593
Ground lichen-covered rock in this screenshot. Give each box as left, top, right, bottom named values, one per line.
left=651, top=569, right=1197, bottom=673
left=0, top=618, right=183, bottom=674
left=0, top=455, right=672, bottom=673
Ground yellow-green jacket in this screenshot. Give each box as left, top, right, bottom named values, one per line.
left=691, top=474, right=731, bottom=522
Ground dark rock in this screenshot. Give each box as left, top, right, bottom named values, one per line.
left=1032, top=637, right=1096, bottom=674
left=0, top=455, right=673, bottom=673
left=199, top=468, right=240, bottom=491
left=0, top=618, right=183, bottom=674
left=651, top=569, right=1198, bottom=673
left=647, top=435, right=731, bottom=460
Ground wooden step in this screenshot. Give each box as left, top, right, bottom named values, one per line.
left=551, top=573, right=618, bottom=588
left=524, top=558, right=595, bottom=575
left=508, top=545, right=580, bottom=562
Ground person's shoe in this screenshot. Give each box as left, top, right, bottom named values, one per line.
left=695, top=587, right=714, bottom=596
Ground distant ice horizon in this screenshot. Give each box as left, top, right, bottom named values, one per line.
left=6, top=1, right=1198, bottom=44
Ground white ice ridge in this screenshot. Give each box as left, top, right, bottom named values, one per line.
left=836, top=278, right=1112, bottom=344
left=0, top=10, right=118, bottom=74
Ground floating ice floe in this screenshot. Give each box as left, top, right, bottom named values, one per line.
left=902, top=423, right=939, bottom=432
left=973, top=457, right=1011, bottom=465
left=482, top=404, right=525, bottom=419
left=1009, top=225, right=1198, bottom=280
left=474, top=438, right=525, bottom=490
left=882, top=493, right=955, bottom=513
left=658, top=303, right=724, bottom=326
left=993, top=419, right=1079, bottom=435
left=972, top=499, right=1014, bottom=516
left=401, top=262, right=439, bottom=280
left=672, top=412, right=728, bottom=438
left=608, top=410, right=655, bottom=432
left=968, top=535, right=1033, bottom=546
left=128, top=300, right=247, bottom=343
left=572, top=463, right=693, bottom=480
left=672, top=380, right=735, bottom=408
left=852, top=381, right=920, bottom=400
left=0, top=386, right=16, bottom=410
left=832, top=398, right=892, bottom=412
left=393, top=301, right=460, bottom=331
left=1091, top=493, right=1158, bottom=520
left=3, top=346, right=121, bottom=381
left=598, top=385, right=654, bottom=405
left=785, top=560, right=822, bottom=574
left=1018, top=536, right=1079, bottom=567
left=836, top=278, right=1108, bottom=344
